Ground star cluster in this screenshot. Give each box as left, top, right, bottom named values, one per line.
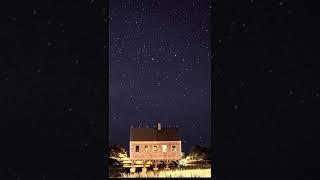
left=109, top=0, right=212, bottom=151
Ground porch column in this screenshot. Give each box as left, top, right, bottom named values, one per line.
left=164, top=160, right=171, bottom=170
left=130, top=160, right=136, bottom=173
left=142, top=160, right=147, bottom=174
left=153, top=160, right=158, bottom=171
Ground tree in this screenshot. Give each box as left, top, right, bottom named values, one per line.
left=189, top=145, right=209, bottom=160
left=109, top=144, right=127, bottom=159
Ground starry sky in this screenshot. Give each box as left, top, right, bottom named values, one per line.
left=109, top=0, right=212, bottom=152
left=2, top=0, right=320, bottom=179
left=213, top=0, right=320, bottom=172
left=2, top=0, right=107, bottom=179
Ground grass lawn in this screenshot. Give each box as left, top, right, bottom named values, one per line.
left=117, top=166, right=211, bottom=178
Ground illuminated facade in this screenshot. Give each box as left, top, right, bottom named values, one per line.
left=129, top=123, right=182, bottom=171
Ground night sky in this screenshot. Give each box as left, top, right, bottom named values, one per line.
left=109, top=0, right=212, bottom=152
left=2, top=0, right=320, bottom=179
left=214, top=0, right=320, bottom=175
left=2, top=0, right=107, bottom=179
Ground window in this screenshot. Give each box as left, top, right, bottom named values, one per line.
left=162, top=145, right=167, bottom=152
left=135, top=145, right=139, bottom=152
left=171, top=145, right=176, bottom=152
left=153, top=145, right=158, bottom=152
left=145, top=145, right=149, bottom=151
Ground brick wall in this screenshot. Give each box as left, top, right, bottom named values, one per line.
left=130, top=141, right=181, bottom=160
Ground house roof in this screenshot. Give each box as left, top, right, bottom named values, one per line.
left=130, top=127, right=181, bottom=141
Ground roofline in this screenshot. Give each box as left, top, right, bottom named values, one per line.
left=129, top=127, right=179, bottom=129
left=130, top=140, right=181, bottom=143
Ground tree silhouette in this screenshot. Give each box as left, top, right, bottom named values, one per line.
left=189, top=145, right=209, bottom=160
left=109, top=144, right=127, bottom=158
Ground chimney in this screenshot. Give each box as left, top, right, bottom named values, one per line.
left=157, top=123, right=161, bottom=130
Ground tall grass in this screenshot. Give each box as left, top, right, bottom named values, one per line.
left=120, top=167, right=211, bottom=178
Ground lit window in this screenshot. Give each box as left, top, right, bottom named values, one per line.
left=145, top=145, right=149, bottom=151
left=162, top=145, right=167, bottom=152
left=135, top=145, right=139, bottom=152
left=171, top=145, right=176, bottom=151
left=153, top=145, right=158, bottom=152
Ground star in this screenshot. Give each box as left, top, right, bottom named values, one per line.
left=289, top=90, right=293, bottom=95
left=33, top=9, right=37, bottom=15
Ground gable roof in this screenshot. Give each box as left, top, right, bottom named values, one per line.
left=130, top=127, right=181, bottom=141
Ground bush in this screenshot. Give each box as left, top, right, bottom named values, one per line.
left=189, top=145, right=209, bottom=160
left=109, top=144, right=127, bottom=159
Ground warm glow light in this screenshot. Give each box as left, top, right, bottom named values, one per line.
left=162, top=145, right=167, bottom=152
left=120, top=168, right=211, bottom=178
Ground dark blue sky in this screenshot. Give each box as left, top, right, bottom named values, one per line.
left=109, top=0, right=211, bottom=152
